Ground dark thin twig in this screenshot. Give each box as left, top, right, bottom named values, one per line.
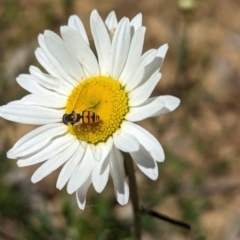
left=141, top=207, right=191, bottom=230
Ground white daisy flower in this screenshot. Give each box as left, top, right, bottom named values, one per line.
left=0, top=10, right=180, bottom=210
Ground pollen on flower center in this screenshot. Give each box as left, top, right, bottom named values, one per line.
left=65, top=76, right=129, bottom=144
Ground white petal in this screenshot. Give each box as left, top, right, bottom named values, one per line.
left=21, top=94, right=66, bottom=108
left=76, top=174, right=91, bottom=210
left=7, top=150, right=16, bottom=159
left=90, top=137, right=113, bottom=163
left=0, top=102, right=62, bottom=124
left=35, top=48, right=60, bottom=77
left=125, top=96, right=165, bottom=122
left=38, top=34, right=78, bottom=85
left=44, top=30, right=85, bottom=82
left=31, top=139, right=79, bottom=183
left=7, top=123, right=63, bottom=159
left=110, top=18, right=131, bottom=79
left=92, top=163, right=109, bottom=193
left=144, top=96, right=181, bottom=117
left=9, top=123, right=61, bottom=149
left=105, top=11, right=118, bottom=31
left=11, top=124, right=67, bottom=157
left=130, top=145, right=159, bottom=180
left=120, top=121, right=165, bottom=162
left=130, top=13, right=142, bottom=41
left=157, top=44, right=169, bottom=67
left=127, top=95, right=180, bottom=122
left=61, top=26, right=100, bottom=77
left=30, top=66, right=73, bottom=95
left=67, top=145, right=94, bottom=194
left=128, top=72, right=161, bottom=107
left=68, top=15, right=89, bottom=45
left=16, top=74, right=55, bottom=96
left=131, top=13, right=142, bottom=31
left=119, top=27, right=145, bottom=86
left=17, top=134, right=75, bottom=167
left=140, top=44, right=168, bottom=85
left=98, top=138, right=114, bottom=174
left=57, top=143, right=85, bottom=190
left=90, top=10, right=111, bottom=76
left=109, top=146, right=129, bottom=205
left=113, top=128, right=139, bottom=152
left=125, top=49, right=157, bottom=92
left=121, top=182, right=129, bottom=205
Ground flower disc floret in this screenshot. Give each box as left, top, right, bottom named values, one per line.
left=65, top=76, right=129, bottom=144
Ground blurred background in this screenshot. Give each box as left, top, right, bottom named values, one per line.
left=0, top=0, right=240, bottom=239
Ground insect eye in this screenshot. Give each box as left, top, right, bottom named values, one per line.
left=62, top=114, right=68, bottom=124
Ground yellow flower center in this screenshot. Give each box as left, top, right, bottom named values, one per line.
left=65, top=76, right=129, bottom=144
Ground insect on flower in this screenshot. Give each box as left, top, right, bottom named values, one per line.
left=62, top=110, right=100, bottom=125
left=62, top=87, right=101, bottom=127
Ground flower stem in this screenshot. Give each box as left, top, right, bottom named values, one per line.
left=124, top=153, right=141, bottom=240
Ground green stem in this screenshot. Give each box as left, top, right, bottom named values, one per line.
left=124, top=153, right=141, bottom=240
